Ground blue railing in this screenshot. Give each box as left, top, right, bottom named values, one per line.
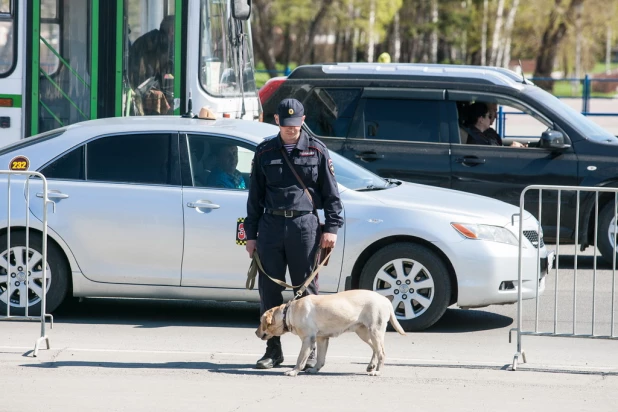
left=256, top=67, right=292, bottom=77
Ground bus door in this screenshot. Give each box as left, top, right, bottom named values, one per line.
left=0, top=0, right=22, bottom=146
left=119, top=0, right=182, bottom=118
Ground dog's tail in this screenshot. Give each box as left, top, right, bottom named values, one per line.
left=389, top=306, right=406, bottom=335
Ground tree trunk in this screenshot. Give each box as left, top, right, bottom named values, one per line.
left=280, top=25, right=293, bottom=70
left=393, top=11, right=401, bottom=62
left=430, top=0, right=439, bottom=63
left=367, top=0, right=376, bottom=62
left=500, top=0, right=520, bottom=68
left=575, top=4, right=583, bottom=79
left=298, top=0, right=335, bottom=64
left=251, top=0, right=277, bottom=77
left=533, top=0, right=585, bottom=90
left=607, top=25, right=613, bottom=74
left=489, top=0, right=505, bottom=66
left=481, top=0, right=489, bottom=65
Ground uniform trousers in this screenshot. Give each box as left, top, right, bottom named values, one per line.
left=257, top=212, right=321, bottom=315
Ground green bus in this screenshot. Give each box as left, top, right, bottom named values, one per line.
left=0, top=0, right=259, bottom=146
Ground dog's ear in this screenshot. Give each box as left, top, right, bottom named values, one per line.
left=265, top=310, right=274, bottom=326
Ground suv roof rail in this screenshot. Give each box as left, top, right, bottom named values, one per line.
left=289, top=63, right=532, bottom=88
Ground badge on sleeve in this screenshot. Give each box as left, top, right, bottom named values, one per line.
left=236, top=218, right=247, bottom=245
left=328, top=159, right=335, bottom=176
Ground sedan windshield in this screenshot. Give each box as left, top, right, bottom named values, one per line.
left=260, top=135, right=392, bottom=191
left=329, top=151, right=392, bottom=191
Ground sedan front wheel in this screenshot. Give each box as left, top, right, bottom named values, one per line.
left=359, top=243, right=452, bottom=332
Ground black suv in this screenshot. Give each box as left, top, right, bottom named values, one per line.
left=261, top=63, right=618, bottom=264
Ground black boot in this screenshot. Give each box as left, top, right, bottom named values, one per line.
left=255, top=337, right=284, bottom=369
left=303, top=346, right=317, bottom=370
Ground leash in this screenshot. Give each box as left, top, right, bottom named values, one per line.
left=246, top=247, right=333, bottom=298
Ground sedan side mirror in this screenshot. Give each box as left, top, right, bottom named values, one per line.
left=540, top=130, right=571, bottom=151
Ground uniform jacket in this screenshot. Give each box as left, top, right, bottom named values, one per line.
left=245, top=130, right=344, bottom=240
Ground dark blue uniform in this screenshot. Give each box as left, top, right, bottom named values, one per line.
left=245, top=129, right=343, bottom=314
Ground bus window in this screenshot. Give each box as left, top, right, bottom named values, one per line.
left=199, top=0, right=256, bottom=97
left=40, top=0, right=60, bottom=75
left=0, top=0, right=10, bottom=13
left=0, top=0, right=15, bottom=76
left=125, top=0, right=176, bottom=116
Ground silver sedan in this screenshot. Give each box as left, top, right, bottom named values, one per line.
left=0, top=117, right=549, bottom=331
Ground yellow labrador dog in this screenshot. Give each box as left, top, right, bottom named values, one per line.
left=255, top=289, right=406, bottom=376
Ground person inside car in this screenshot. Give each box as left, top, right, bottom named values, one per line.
left=463, top=102, right=526, bottom=147
left=484, top=103, right=527, bottom=147
left=205, top=144, right=246, bottom=189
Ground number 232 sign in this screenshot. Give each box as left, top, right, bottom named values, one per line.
left=9, top=155, right=30, bottom=171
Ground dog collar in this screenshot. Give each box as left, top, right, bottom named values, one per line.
left=282, top=301, right=292, bottom=332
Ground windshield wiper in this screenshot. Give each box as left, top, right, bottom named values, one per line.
left=385, top=178, right=401, bottom=187
left=356, top=185, right=387, bottom=192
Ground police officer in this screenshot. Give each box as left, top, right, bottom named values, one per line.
left=245, top=98, right=343, bottom=370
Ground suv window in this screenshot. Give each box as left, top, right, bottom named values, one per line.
left=87, top=134, right=173, bottom=185
left=303, top=88, right=361, bottom=138
left=41, top=145, right=84, bottom=180
left=362, top=99, right=442, bottom=142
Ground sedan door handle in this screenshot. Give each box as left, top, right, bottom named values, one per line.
left=36, top=191, right=69, bottom=200
left=355, top=151, right=384, bottom=161
left=456, top=156, right=486, bottom=166
left=187, top=200, right=220, bottom=209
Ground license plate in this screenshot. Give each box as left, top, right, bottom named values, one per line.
left=546, top=251, right=555, bottom=273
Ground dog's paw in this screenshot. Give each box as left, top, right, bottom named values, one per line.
left=368, top=370, right=381, bottom=377
left=366, top=364, right=377, bottom=373
left=304, top=367, right=320, bottom=374
left=284, top=369, right=300, bottom=377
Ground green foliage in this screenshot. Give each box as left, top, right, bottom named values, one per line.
left=251, top=0, right=618, bottom=74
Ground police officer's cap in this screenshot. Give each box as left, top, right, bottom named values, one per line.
left=277, top=98, right=304, bottom=127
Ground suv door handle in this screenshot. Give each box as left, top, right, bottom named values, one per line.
left=36, top=190, right=69, bottom=200
left=187, top=200, right=220, bottom=209
left=456, top=156, right=486, bottom=166
left=355, top=151, right=384, bottom=161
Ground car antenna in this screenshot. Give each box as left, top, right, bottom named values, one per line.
left=182, top=92, right=196, bottom=118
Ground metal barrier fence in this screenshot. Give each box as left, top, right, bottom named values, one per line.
left=509, top=185, right=618, bottom=370
left=0, top=170, right=53, bottom=357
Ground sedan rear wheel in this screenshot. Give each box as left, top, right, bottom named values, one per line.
left=359, top=243, right=451, bottom=331
left=0, top=232, right=68, bottom=316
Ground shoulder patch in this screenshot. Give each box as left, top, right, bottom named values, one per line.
left=328, top=159, right=335, bottom=176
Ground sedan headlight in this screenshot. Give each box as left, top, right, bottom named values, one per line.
left=451, top=223, right=519, bottom=246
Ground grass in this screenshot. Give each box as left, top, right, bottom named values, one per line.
left=592, top=62, right=618, bottom=74
left=254, top=62, right=298, bottom=88
left=552, top=79, right=617, bottom=98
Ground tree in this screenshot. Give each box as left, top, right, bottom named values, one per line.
left=489, top=0, right=506, bottom=66
left=533, top=0, right=585, bottom=89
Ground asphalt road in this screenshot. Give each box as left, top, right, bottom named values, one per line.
left=1, top=244, right=618, bottom=412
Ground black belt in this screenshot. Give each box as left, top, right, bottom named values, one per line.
left=265, top=209, right=312, bottom=218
